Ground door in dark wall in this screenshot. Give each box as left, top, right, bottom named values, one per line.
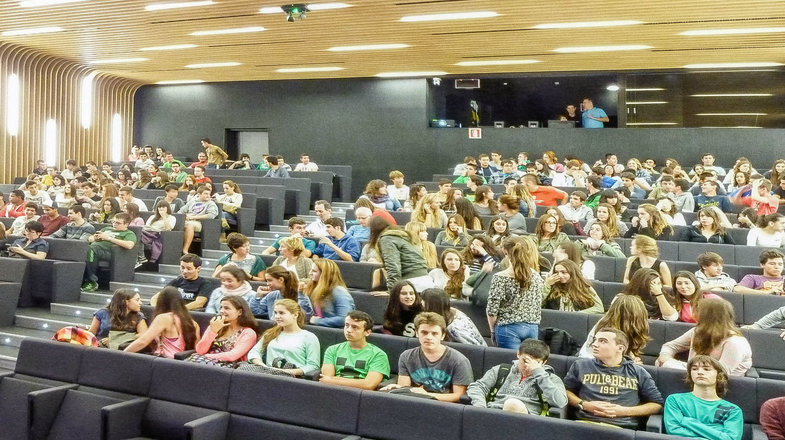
left=224, top=129, right=269, bottom=162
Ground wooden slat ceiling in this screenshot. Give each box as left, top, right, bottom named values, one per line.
left=1, top=0, right=784, bottom=84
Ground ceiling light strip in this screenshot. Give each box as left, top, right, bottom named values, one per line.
left=400, top=11, right=498, bottom=22
left=376, top=71, right=447, bottom=77
left=680, top=27, right=785, bottom=36
left=139, top=44, right=198, bottom=51
left=276, top=67, right=344, bottom=73
left=553, top=45, right=651, bottom=53
left=90, top=58, right=148, bottom=64
left=2, top=26, right=63, bottom=36
left=456, top=60, right=539, bottom=66
left=146, top=0, right=214, bottom=11
left=327, top=44, right=409, bottom=52
left=690, top=93, right=772, bottom=97
left=186, top=62, right=241, bottom=68
left=533, top=20, right=642, bottom=29
left=191, top=26, right=265, bottom=36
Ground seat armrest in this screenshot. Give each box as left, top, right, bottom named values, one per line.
left=102, top=397, right=149, bottom=440
left=646, top=414, right=664, bottom=433
left=752, top=424, right=768, bottom=440
left=548, top=406, right=567, bottom=419
left=174, top=349, right=196, bottom=360
left=28, top=384, right=79, bottom=440
left=303, top=370, right=321, bottom=381
left=185, top=411, right=230, bottom=440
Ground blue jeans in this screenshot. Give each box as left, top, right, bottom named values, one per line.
left=495, top=322, right=538, bottom=349
left=205, top=164, right=218, bottom=169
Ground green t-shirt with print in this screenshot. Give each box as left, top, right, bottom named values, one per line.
left=323, top=341, right=390, bottom=380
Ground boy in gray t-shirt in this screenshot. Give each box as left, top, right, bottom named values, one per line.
left=381, top=312, right=473, bottom=402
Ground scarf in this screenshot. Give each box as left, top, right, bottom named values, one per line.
left=221, top=281, right=252, bottom=297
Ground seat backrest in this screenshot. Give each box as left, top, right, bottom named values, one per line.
left=656, top=240, right=679, bottom=259
left=590, top=256, right=618, bottom=282
left=442, top=341, right=484, bottom=380
left=0, top=377, right=51, bottom=440
left=745, top=329, right=785, bottom=372
left=742, top=294, right=785, bottom=326
left=678, top=242, right=735, bottom=265
left=0, top=256, right=29, bottom=283
left=148, top=357, right=231, bottom=410
left=357, top=391, right=463, bottom=440
left=540, top=309, right=590, bottom=344
left=15, top=338, right=85, bottom=383
left=349, top=292, right=387, bottom=326
left=228, top=370, right=362, bottom=434
left=46, top=389, right=122, bottom=440
left=366, top=333, right=409, bottom=375
left=227, top=414, right=347, bottom=440
left=142, top=398, right=217, bottom=440
left=44, top=238, right=89, bottom=262
left=77, top=348, right=155, bottom=395
left=756, top=378, right=785, bottom=424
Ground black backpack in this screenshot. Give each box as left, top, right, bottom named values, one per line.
left=538, top=327, right=580, bottom=356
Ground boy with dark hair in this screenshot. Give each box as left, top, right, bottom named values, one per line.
left=695, top=252, right=737, bottom=291
left=320, top=311, right=390, bottom=390
left=468, top=339, right=567, bottom=414
left=150, top=253, right=216, bottom=310
left=262, top=216, right=315, bottom=257
left=51, top=205, right=95, bottom=241
left=0, top=190, right=26, bottom=218
left=312, top=217, right=360, bottom=262
left=453, top=163, right=487, bottom=185
left=153, top=184, right=185, bottom=213
left=664, top=355, right=742, bottom=440
left=178, top=185, right=219, bottom=254
left=734, top=249, right=785, bottom=295
left=382, top=312, right=473, bottom=402
left=8, top=220, right=48, bottom=260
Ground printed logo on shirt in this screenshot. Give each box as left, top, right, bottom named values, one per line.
left=581, top=373, right=639, bottom=395
left=713, top=405, right=734, bottom=424
left=335, top=357, right=367, bottom=378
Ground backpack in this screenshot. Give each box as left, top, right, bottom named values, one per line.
left=486, top=363, right=549, bottom=416
left=538, top=327, right=580, bottom=356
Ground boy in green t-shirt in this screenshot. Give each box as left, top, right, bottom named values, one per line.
left=319, top=311, right=390, bottom=390
left=82, top=212, right=138, bottom=292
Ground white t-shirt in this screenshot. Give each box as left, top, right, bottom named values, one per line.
left=747, top=228, right=785, bottom=247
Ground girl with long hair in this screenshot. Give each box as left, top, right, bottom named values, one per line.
left=534, top=213, right=569, bottom=252
left=304, top=259, right=354, bottom=327
left=685, top=207, right=734, bottom=243
left=186, top=296, right=259, bottom=368
left=403, top=220, right=438, bottom=269
left=655, top=197, right=686, bottom=226
left=90, top=197, right=121, bottom=223
left=455, top=197, right=483, bottom=230
left=47, top=174, right=66, bottom=199
left=362, top=179, right=401, bottom=211
left=465, top=233, right=503, bottom=275
left=411, top=193, right=448, bottom=228
left=368, top=217, right=432, bottom=290
left=671, top=271, right=720, bottom=323
left=383, top=281, right=422, bottom=336
left=552, top=241, right=596, bottom=280
left=542, top=259, right=603, bottom=313
left=486, top=215, right=510, bottom=247
left=578, top=294, right=651, bottom=362
left=584, top=203, right=628, bottom=238
left=205, top=265, right=255, bottom=313
left=511, top=184, right=535, bottom=217
left=577, top=222, right=625, bottom=259
left=88, top=289, right=148, bottom=347
left=620, top=268, right=678, bottom=321
left=139, top=200, right=175, bottom=264
left=134, top=169, right=153, bottom=190
left=747, top=212, right=785, bottom=247
left=622, top=235, right=671, bottom=287
left=124, top=287, right=200, bottom=358
left=429, top=248, right=471, bottom=299
left=734, top=207, right=758, bottom=229
left=421, top=288, right=486, bottom=346
left=497, top=194, right=527, bottom=236
left=212, top=232, right=267, bottom=281
left=473, top=185, right=499, bottom=216
left=55, top=183, right=78, bottom=209
left=626, top=203, right=674, bottom=239
left=442, top=187, right=462, bottom=214
left=250, top=265, right=314, bottom=319
left=242, top=299, right=320, bottom=377
left=404, top=184, right=427, bottom=212
left=657, top=298, right=752, bottom=376
left=435, top=214, right=471, bottom=247
left=767, top=160, right=785, bottom=184
left=215, top=180, right=243, bottom=228
left=486, top=236, right=544, bottom=349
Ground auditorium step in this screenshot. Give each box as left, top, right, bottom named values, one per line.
left=0, top=345, right=19, bottom=370
left=50, top=302, right=101, bottom=318
left=14, top=308, right=92, bottom=333
left=0, top=326, right=56, bottom=348
left=109, top=281, right=162, bottom=297
left=217, top=243, right=270, bottom=254
left=133, top=272, right=179, bottom=285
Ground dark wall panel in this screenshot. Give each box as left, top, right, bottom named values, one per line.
left=134, top=78, right=785, bottom=199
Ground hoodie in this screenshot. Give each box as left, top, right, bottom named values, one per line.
left=467, top=361, right=568, bottom=414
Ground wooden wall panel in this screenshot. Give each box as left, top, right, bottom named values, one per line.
left=0, top=42, right=141, bottom=184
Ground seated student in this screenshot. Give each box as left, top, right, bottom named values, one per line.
left=533, top=213, right=570, bottom=253
left=150, top=253, right=216, bottom=310
left=9, top=203, right=39, bottom=236
left=88, top=289, right=148, bottom=348
left=746, top=213, right=785, bottom=247
left=262, top=217, right=316, bottom=257
left=657, top=298, right=752, bottom=377
left=429, top=248, right=472, bottom=299
left=50, top=205, right=95, bottom=241
left=672, top=271, right=720, bottom=323
left=663, top=355, right=743, bottom=440
left=346, top=206, right=372, bottom=242
left=361, top=179, right=402, bottom=211
left=270, top=236, right=314, bottom=283
left=38, top=202, right=68, bottom=236
left=434, top=214, right=471, bottom=247
left=565, top=327, right=664, bottom=429
left=153, top=184, right=186, bottom=214
left=186, top=296, right=259, bottom=368
left=7, top=220, right=48, bottom=260
left=205, top=265, right=255, bottom=314
left=81, top=213, right=138, bottom=292
left=177, top=185, right=219, bottom=254
left=577, top=222, right=626, bottom=259
left=211, top=232, right=266, bottom=282
left=694, top=252, right=737, bottom=292
left=497, top=195, right=527, bottom=236
left=623, top=234, right=673, bottom=287
left=761, top=397, right=785, bottom=440
left=381, top=312, right=474, bottom=402
left=625, top=203, right=674, bottom=240
left=685, top=207, right=734, bottom=244
left=421, top=288, right=485, bottom=346
left=383, top=281, right=423, bottom=337
left=731, top=177, right=779, bottom=216
left=124, top=287, right=200, bottom=358
left=250, top=265, right=313, bottom=319
left=319, top=311, right=390, bottom=390
left=542, top=259, right=604, bottom=314
left=620, top=269, right=679, bottom=321
left=468, top=339, right=567, bottom=414
left=558, top=191, right=594, bottom=223
left=305, top=259, right=355, bottom=328
left=240, top=299, right=320, bottom=377
left=311, top=218, right=361, bottom=262
left=0, top=189, right=26, bottom=218
left=734, top=249, right=785, bottom=295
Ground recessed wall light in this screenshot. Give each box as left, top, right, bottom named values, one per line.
left=554, top=45, right=652, bottom=53
left=2, top=26, right=63, bottom=36
left=626, top=101, right=668, bottom=105
left=626, top=88, right=665, bottom=92
left=400, top=11, right=498, bottom=22
left=327, top=44, right=409, bottom=52
left=90, top=58, right=148, bottom=64
left=185, top=62, right=241, bottom=68
left=376, top=71, right=448, bottom=77
left=191, top=26, right=265, bottom=36
left=690, top=93, right=773, bottom=97
left=679, top=27, right=785, bottom=36
left=156, top=79, right=206, bottom=84
left=626, top=122, right=678, bottom=125
left=145, top=0, right=213, bottom=11
left=606, top=84, right=620, bottom=91
left=696, top=113, right=767, bottom=116
left=455, top=60, right=539, bottom=66
left=533, top=20, right=642, bottom=29
left=276, top=67, right=344, bottom=72
left=683, top=62, right=783, bottom=69
left=139, top=44, right=198, bottom=51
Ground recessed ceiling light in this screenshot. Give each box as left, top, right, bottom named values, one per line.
left=626, top=88, right=665, bottom=92
left=2, top=26, right=63, bottom=36
left=276, top=67, right=344, bottom=73
left=400, top=11, right=498, bottom=22
left=327, top=44, right=409, bottom=52
left=455, top=60, right=539, bottom=66
left=626, top=101, right=668, bottom=105
left=90, top=57, right=148, bottom=64
left=626, top=122, right=678, bottom=125
left=696, top=113, right=767, bottom=116
left=19, top=0, right=86, bottom=7
left=606, top=84, right=620, bottom=91
left=554, top=45, right=652, bottom=53
left=259, top=6, right=283, bottom=13
left=376, top=71, right=448, bottom=77
left=139, top=44, right=198, bottom=51
left=683, top=62, right=783, bottom=69
left=533, top=20, right=642, bottom=29
left=680, top=27, right=785, bottom=36
left=156, top=80, right=205, bottom=84
left=145, top=0, right=213, bottom=11
left=260, top=2, right=350, bottom=13
left=691, top=93, right=773, bottom=97
left=191, top=26, right=265, bottom=36
left=185, top=62, right=241, bottom=68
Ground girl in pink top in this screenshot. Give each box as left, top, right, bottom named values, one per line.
left=187, top=296, right=259, bottom=368
left=657, top=298, right=752, bottom=376
left=672, top=271, right=720, bottom=324
left=124, top=287, right=199, bottom=358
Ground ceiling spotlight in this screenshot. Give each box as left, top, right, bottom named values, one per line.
left=282, top=4, right=308, bottom=21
